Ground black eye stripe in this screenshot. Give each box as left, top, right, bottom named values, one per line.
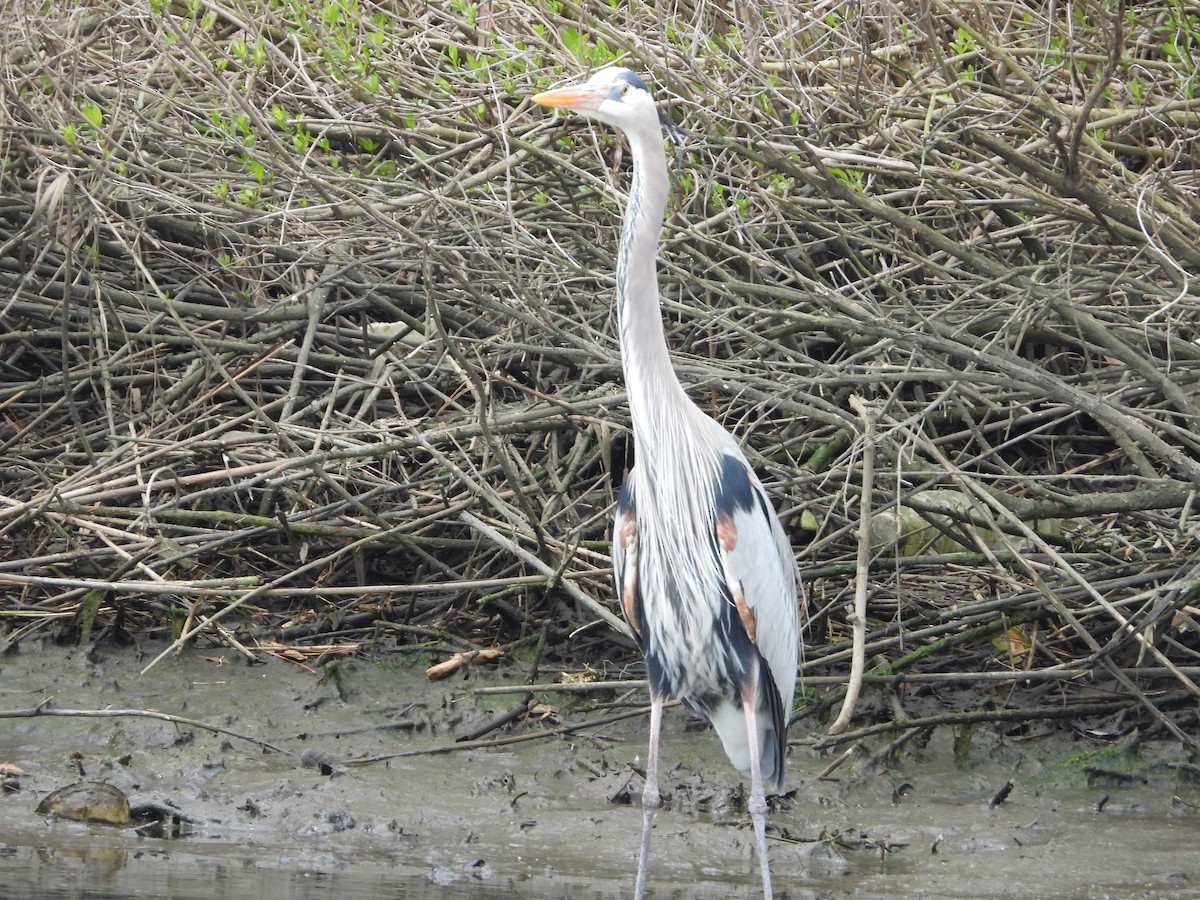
left=616, top=70, right=648, bottom=93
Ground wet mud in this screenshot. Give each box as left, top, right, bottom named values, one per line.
left=1, top=642, right=1198, bottom=898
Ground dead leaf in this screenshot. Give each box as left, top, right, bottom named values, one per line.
left=991, top=626, right=1033, bottom=664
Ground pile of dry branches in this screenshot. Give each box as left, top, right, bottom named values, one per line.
left=2, top=0, right=1199, bottom=744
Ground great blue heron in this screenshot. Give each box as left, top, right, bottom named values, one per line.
left=532, top=68, right=800, bottom=898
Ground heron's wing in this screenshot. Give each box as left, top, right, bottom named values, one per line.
left=711, top=454, right=799, bottom=723
left=613, top=477, right=643, bottom=643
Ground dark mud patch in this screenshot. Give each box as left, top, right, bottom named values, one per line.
left=1, top=643, right=1198, bottom=898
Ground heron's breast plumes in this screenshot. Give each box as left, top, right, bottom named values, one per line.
left=626, top=439, right=756, bottom=706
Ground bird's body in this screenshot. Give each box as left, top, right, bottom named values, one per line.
left=616, top=413, right=794, bottom=789
left=532, top=67, right=799, bottom=899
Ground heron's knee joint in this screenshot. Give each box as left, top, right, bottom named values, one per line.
left=747, top=794, right=767, bottom=817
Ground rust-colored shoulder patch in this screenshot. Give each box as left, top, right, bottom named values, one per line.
left=619, top=514, right=637, bottom=550
left=617, top=514, right=640, bottom=636
left=733, top=584, right=756, bottom=642
left=623, top=582, right=641, bottom=637
left=716, top=511, right=738, bottom=552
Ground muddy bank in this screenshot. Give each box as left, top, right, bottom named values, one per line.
left=1, top=642, right=1197, bottom=898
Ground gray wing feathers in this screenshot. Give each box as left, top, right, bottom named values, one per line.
left=714, top=469, right=799, bottom=734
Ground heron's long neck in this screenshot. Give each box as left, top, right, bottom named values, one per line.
left=616, top=128, right=691, bottom=448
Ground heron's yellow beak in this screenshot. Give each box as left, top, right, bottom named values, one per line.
left=531, top=84, right=603, bottom=111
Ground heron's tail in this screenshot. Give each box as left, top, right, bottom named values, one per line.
left=706, top=659, right=787, bottom=792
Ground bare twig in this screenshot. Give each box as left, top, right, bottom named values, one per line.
left=828, top=396, right=876, bottom=736
left=0, top=699, right=287, bottom=754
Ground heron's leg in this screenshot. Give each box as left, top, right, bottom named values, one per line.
left=634, top=694, right=663, bottom=900
left=743, top=669, right=773, bottom=899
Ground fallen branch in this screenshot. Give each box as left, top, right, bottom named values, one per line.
left=0, top=699, right=287, bottom=754
left=346, top=701, right=681, bottom=764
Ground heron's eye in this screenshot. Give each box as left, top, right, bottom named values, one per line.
left=619, top=84, right=630, bottom=98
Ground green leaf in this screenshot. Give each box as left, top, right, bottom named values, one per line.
left=241, top=156, right=265, bottom=183
left=81, top=103, right=103, bottom=129
left=562, top=26, right=582, bottom=58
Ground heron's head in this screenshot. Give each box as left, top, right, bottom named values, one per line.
left=531, top=67, right=656, bottom=132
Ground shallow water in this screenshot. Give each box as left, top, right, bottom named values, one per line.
left=1, top=643, right=1197, bottom=898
